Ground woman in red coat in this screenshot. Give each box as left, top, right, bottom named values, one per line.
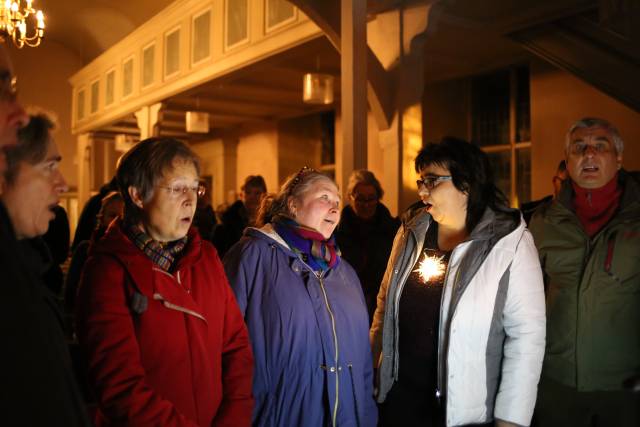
left=76, top=137, right=253, bottom=427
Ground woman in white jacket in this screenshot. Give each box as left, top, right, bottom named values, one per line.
left=370, top=137, right=545, bottom=427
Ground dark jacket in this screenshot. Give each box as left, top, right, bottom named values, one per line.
left=212, top=200, right=248, bottom=258
left=224, top=224, right=378, bottom=427
left=0, top=202, right=91, bottom=427
left=335, top=203, right=400, bottom=322
left=76, top=221, right=254, bottom=427
left=529, top=170, right=640, bottom=391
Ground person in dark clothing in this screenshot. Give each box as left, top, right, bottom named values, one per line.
left=520, top=160, right=567, bottom=224
left=0, top=108, right=91, bottom=426
left=192, top=179, right=217, bottom=242
left=212, top=174, right=266, bottom=257
left=65, top=191, right=123, bottom=315
left=42, top=204, right=70, bottom=295
left=71, top=176, right=117, bottom=252
left=335, top=169, right=399, bottom=324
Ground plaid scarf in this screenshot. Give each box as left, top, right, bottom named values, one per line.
left=125, top=223, right=188, bottom=272
left=273, top=216, right=340, bottom=273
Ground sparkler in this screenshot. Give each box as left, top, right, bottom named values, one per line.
left=415, top=253, right=446, bottom=284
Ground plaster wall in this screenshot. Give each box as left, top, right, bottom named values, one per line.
left=8, top=41, right=83, bottom=188
left=236, top=123, right=278, bottom=197
left=530, top=60, right=640, bottom=200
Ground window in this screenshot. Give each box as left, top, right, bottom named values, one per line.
left=265, top=0, right=296, bottom=32
left=192, top=9, right=212, bottom=65
left=76, top=89, right=85, bottom=121
left=319, top=111, right=335, bottom=180
left=471, top=65, right=531, bottom=206
left=90, top=80, right=99, bottom=114
left=142, top=42, right=155, bottom=88
left=165, top=28, right=181, bottom=78
left=105, top=69, right=115, bottom=106
left=225, top=0, right=248, bottom=50
left=122, top=57, right=134, bottom=98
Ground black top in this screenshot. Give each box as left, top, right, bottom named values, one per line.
left=398, top=222, right=451, bottom=392
left=0, top=202, right=91, bottom=426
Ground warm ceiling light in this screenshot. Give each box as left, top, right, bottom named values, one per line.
left=0, top=0, right=45, bottom=48
left=303, top=73, right=334, bottom=105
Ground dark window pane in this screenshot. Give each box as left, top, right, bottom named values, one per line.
left=320, top=111, right=335, bottom=165
left=516, top=66, right=531, bottom=142
left=516, top=147, right=532, bottom=205
left=471, top=70, right=510, bottom=146
left=486, top=150, right=511, bottom=203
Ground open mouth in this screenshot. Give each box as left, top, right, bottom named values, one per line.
left=323, top=218, right=336, bottom=225
left=423, top=202, right=432, bottom=211
left=180, top=216, right=192, bottom=225
left=582, top=165, right=599, bottom=173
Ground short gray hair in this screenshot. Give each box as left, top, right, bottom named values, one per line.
left=5, top=112, right=56, bottom=184
left=566, top=117, right=624, bottom=155
left=347, top=169, right=383, bottom=199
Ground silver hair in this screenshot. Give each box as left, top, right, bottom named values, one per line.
left=347, top=169, right=383, bottom=199
left=566, top=117, right=624, bottom=155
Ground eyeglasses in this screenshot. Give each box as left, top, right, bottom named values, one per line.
left=156, top=184, right=206, bottom=198
left=416, top=175, right=452, bottom=190
left=0, top=71, right=17, bottom=102
left=569, top=141, right=612, bottom=156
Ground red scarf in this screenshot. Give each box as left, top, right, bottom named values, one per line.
left=572, top=174, right=621, bottom=237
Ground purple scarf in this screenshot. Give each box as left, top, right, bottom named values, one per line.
left=273, top=216, right=340, bottom=272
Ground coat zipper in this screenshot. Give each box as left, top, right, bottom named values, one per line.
left=317, top=273, right=340, bottom=427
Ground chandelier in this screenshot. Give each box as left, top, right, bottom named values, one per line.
left=0, top=1, right=45, bottom=48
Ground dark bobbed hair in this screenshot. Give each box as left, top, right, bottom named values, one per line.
left=5, top=112, right=56, bottom=184
left=347, top=169, right=384, bottom=199
left=415, top=137, right=512, bottom=233
left=241, top=175, right=267, bottom=193
left=116, top=137, right=200, bottom=224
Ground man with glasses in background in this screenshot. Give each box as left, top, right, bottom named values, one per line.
left=0, top=44, right=90, bottom=426
left=530, top=118, right=640, bottom=426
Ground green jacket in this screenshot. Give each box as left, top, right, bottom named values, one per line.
left=529, top=170, right=640, bottom=391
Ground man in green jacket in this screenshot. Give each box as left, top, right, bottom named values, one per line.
left=530, top=117, right=640, bottom=426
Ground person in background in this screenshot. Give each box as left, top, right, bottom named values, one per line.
left=371, top=137, right=545, bottom=427
left=224, top=167, right=378, bottom=427
left=335, top=169, right=399, bottom=324
left=65, top=190, right=124, bottom=314
left=76, top=137, right=253, bottom=427
left=0, top=108, right=90, bottom=426
left=192, top=178, right=217, bottom=242
left=520, top=160, right=567, bottom=224
left=71, top=175, right=118, bottom=252
left=530, top=118, right=640, bottom=426
left=42, top=204, right=71, bottom=295
left=213, top=174, right=266, bottom=257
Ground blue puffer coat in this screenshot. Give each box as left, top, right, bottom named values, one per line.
left=223, top=224, right=378, bottom=427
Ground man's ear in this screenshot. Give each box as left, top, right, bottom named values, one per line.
left=128, top=186, right=144, bottom=209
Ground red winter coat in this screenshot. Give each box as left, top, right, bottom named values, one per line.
left=76, top=221, right=253, bottom=427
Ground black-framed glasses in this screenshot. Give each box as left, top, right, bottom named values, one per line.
left=416, top=175, right=452, bottom=190
left=156, top=184, right=206, bottom=198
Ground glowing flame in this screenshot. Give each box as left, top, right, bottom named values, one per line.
left=415, top=254, right=446, bottom=284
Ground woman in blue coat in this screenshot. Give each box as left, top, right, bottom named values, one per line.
left=224, top=167, right=377, bottom=427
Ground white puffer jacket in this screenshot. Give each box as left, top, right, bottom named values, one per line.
left=371, top=206, right=546, bottom=427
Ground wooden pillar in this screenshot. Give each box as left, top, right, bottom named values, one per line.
left=339, top=0, right=367, bottom=196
